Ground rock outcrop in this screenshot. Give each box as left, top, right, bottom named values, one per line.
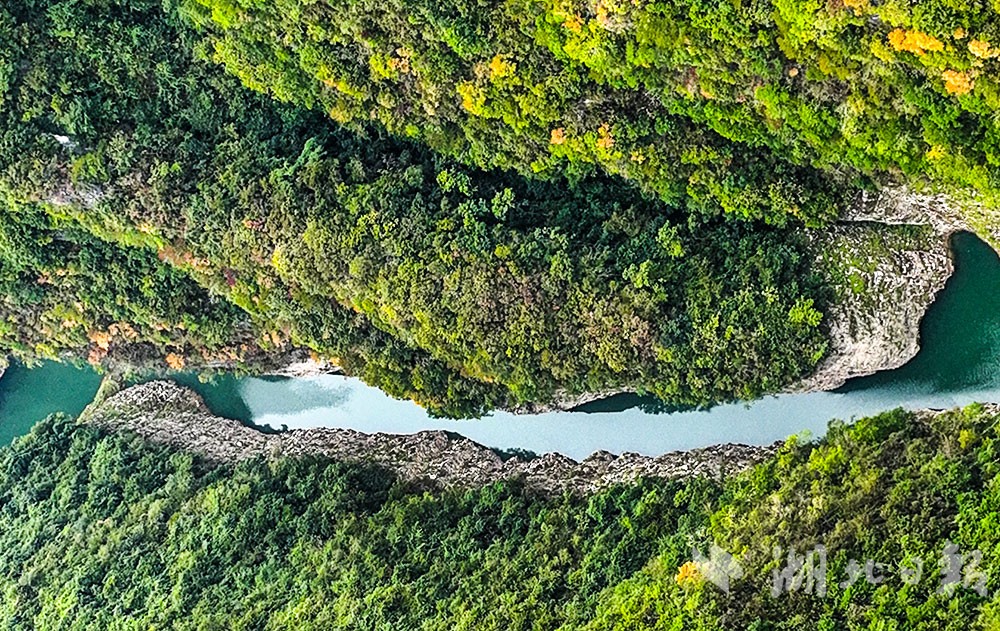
left=782, top=185, right=980, bottom=391
left=85, top=380, right=776, bottom=495
left=265, top=349, right=342, bottom=378
left=795, top=220, right=954, bottom=391
left=844, top=186, right=968, bottom=233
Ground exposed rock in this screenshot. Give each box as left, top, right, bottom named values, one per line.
left=265, top=350, right=342, bottom=378
left=792, top=185, right=1000, bottom=390
left=794, top=221, right=954, bottom=391
left=850, top=183, right=1000, bottom=256
left=85, top=381, right=776, bottom=495
left=844, top=186, right=968, bottom=233
left=44, top=181, right=105, bottom=210
left=512, top=388, right=627, bottom=414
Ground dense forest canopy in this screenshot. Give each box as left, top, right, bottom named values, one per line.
left=0, top=203, right=264, bottom=370
left=0, top=0, right=844, bottom=415
left=1, top=0, right=1000, bottom=627
left=176, top=0, right=1000, bottom=220
left=1, top=405, right=998, bottom=628
left=173, top=0, right=857, bottom=227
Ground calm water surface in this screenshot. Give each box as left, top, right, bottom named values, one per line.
left=3, top=232, right=1000, bottom=459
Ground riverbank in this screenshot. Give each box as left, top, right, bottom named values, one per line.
left=83, top=380, right=776, bottom=494
left=78, top=378, right=1000, bottom=503
left=1, top=228, right=995, bottom=460
left=535, top=192, right=961, bottom=410
left=796, top=221, right=953, bottom=391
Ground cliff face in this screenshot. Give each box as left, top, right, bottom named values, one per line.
left=785, top=185, right=978, bottom=392
left=525, top=190, right=964, bottom=407
left=795, top=220, right=954, bottom=391
left=84, top=380, right=775, bottom=495
left=844, top=186, right=969, bottom=233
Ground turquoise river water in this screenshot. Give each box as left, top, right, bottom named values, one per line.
left=2, top=231, right=999, bottom=459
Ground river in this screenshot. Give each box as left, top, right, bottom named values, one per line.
left=2, top=231, right=999, bottom=459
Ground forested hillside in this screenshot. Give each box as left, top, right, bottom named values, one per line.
left=3, top=0, right=997, bottom=414
left=2, top=405, right=999, bottom=628
left=4, top=0, right=1000, bottom=627
left=1, top=0, right=999, bottom=627
left=177, top=0, right=1000, bottom=226
left=0, top=0, right=846, bottom=414
left=0, top=203, right=265, bottom=371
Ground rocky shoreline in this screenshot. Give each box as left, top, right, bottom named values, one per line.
left=525, top=188, right=963, bottom=409
left=794, top=222, right=954, bottom=391
left=84, top=380, right=777, bottom=495
left=794, top=187, right=962, bottom=391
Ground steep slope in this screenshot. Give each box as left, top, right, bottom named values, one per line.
left=0, top=392, right=998, bottom=627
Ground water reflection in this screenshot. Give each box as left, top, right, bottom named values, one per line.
left=240, top=377, right=351, bottom=417
left=231, top=373, right=1000, bottom=460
